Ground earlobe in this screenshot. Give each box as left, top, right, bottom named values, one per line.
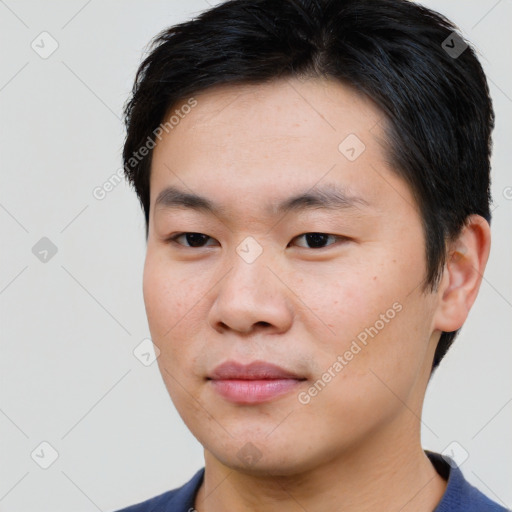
left=433, top=215, right=491, bottom=333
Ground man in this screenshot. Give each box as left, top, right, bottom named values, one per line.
left=113, top=0, right=506, bottom=510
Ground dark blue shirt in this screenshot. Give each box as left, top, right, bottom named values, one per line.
left=112, top=452, right=508, bottom=511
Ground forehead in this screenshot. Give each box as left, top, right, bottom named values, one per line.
left=149, top=77, right=416, bottom=220
left=162, top=77, right=384, bottom=148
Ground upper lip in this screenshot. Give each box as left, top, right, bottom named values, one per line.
left=209, top=360, right=305, bottom=380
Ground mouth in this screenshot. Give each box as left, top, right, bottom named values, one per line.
left=207, top=360, right=307, bottom=404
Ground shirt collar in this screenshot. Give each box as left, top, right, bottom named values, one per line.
left=167, top=451, right=498, bottom=512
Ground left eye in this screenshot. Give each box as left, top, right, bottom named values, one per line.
left=168, top=232, right=346, bottom=249
left=291, top=233, right=344, bottom=249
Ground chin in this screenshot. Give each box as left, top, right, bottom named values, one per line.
left=218, top=451, right=310, bottom=477
left=202, top=433, right=329, bottom=477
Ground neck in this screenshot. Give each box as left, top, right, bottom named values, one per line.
left=194, top=414, right=447, bottom=512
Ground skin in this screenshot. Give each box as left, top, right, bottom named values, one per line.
left=143, top=77, right=491, bottom=512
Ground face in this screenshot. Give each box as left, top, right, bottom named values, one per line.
left=144, top=77, right=441, bottom=476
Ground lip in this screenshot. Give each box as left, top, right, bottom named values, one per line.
left=209, top=360, right=303, bottom=380
left=208, top=360, right=306, bottom=404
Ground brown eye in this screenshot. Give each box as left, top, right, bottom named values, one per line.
left=169, top=232, right=217, bottom=248
left=291, top=233, right=346, bottom=249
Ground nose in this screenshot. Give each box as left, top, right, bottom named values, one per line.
left=207, top=250, right=294, bottom=335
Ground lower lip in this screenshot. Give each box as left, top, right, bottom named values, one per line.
left=210, top=378, right=303, bottom=404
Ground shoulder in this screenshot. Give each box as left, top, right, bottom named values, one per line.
left=427, top=451, right=509, bottom=512
left=110, top=467, right=205, bottom=512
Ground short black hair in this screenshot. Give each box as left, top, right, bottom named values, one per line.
left=122, top=0, right=494, bottom=372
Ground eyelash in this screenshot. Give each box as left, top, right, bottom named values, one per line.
left=166, top=232, right=349, bottom=250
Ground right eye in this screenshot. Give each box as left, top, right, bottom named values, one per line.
left=167, top=232, right=219, bottom=248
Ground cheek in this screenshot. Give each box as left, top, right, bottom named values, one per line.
left=295, top=251, right=429, bottom=375
left=142, top=250, right=220, bottom=383
left=143, top=250, right=202, bottom=338
left=143, top=253, right=206, bottom=408
left=294, top=261, right=400, bottom=341
left=298, top=302, right=432, bottom=442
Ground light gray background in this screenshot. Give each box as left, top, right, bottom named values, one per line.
left=0, top=1, right=511, bottom=511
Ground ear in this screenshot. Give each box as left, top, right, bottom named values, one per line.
left=433, top=214, right=491, bottom=333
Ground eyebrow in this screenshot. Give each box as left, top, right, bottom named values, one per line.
left=154, top=184, right=371, bottom=218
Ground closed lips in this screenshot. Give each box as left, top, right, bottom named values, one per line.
left=208, top=360, right=306, bottom=380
